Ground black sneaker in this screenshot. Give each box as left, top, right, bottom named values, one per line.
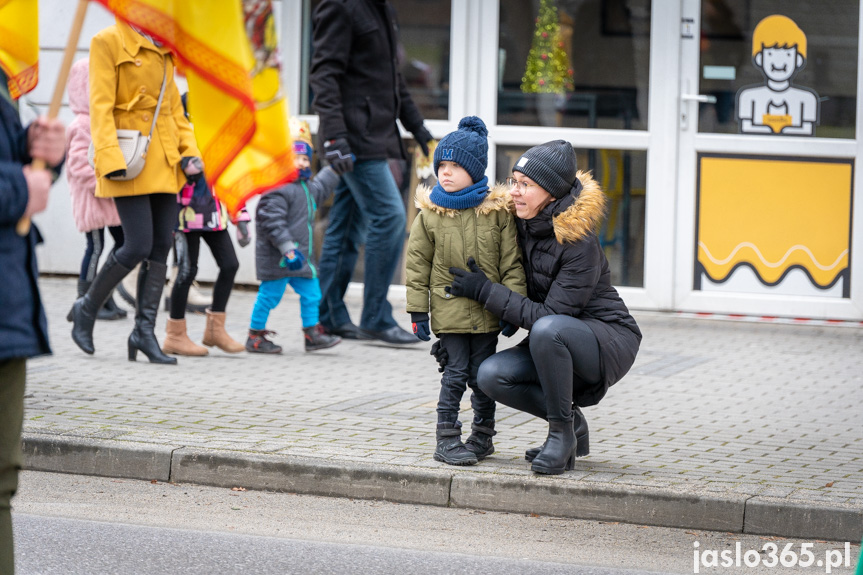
left=245, top=329, right=282, bottom=354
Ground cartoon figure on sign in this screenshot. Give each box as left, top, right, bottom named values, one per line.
left=736, top=15, right=819, bottom=135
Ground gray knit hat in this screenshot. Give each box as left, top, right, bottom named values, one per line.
left=512, top=140, right=577, bottom=199
left=434, top=116, right=489, bottom=183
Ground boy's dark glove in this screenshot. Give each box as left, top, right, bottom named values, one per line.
left=413, top=126, right=433, bottom=157
left=430, top=339, right=448, bottom=373
left=447, top=257, right=491, bottom=303
left=410, top=312, right=431, bottom=341
left=499, top=320, right=518, bottom=337
left=279, top=249, right=306, bottom=270
left=236, top=221, right=252, bottom=247
left=323, top=137, right=354, bottom=175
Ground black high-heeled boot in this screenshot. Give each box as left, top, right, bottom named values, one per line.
left=128, top=260, right=177, bottom=365
left=525, top=406, right=590, bottom=461
left=68, top=254, right=131, bottom=354
left=530, top=419, right=576, bottom=475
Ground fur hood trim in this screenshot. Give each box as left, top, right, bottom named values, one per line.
left=553, top=170, right=607, bottom=244
left=414, top=183, right=513, bottom=217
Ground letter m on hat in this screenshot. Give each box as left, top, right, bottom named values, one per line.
left=440, top=148, right=454, bottom=161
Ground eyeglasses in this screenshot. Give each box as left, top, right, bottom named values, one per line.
left=506, top=177, right=535, bottom=192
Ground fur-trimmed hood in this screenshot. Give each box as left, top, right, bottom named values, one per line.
left=414, top=183, right=514, bottom=217
left=552, top=170, right=607, bottom=244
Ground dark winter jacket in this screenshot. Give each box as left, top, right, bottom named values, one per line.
left=483, top=171, right=642, bottom=407
left=254, top=167, right=340, bottom=281
left=0, top=95, right=51, bottom=361
left=310, top=0, right=427, bottom=161
left=406, top=183, right=527, bottom=335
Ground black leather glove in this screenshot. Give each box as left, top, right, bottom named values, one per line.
left=410, top=312, right=431, bottom=342
left=447, top=257, right=492, bottom=303
left=413, top=126, right=432, bottom=158
left=430, top=339, right=448, bottom=373
left=323, top=137, right=355, bottom=175
left=236, top=220, right=252, bottom=248
left=500, top=320, right=518, bottom=337
left=105, top=169, right=127, bottom=180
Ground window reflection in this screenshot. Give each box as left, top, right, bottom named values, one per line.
left=498, top=0, right=651, bottom=130
left=497, top=145, right=646, bottom=287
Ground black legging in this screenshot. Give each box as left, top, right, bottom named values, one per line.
left=113, top=194, right=177, bottom=269
left=477, top=315, right=601, bottom=422
left=169, top=230, right=239, bottom=319
left=80, top=226, right=124, bottom=282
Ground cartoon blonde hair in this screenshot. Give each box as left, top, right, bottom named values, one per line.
left=752, top=15, right=807, bottom=58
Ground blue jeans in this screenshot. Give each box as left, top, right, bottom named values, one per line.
left=317, top=160, right=406, bottom=332
left=251, top=276, right=322, bottom=330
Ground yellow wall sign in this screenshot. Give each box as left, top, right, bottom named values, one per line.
left=696, top=155, right=853, bottom=297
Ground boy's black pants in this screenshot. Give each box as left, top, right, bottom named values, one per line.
left=437, top=332, right=498, bottom=425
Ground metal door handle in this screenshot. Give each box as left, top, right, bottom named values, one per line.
left=681, top=94, right=717, bottom=104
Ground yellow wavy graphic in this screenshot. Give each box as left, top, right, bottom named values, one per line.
left=698, top=242, right=848, bottom=286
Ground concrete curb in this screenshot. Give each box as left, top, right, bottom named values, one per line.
left=21, top=433, right=863, bottom=542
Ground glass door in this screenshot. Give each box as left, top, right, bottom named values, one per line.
left=674, top=0, right=863, bottom=319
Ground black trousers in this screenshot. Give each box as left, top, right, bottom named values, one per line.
left=437, top=332, right=498, bottom=425
left=113, top=194, right=177, bottom=269
left=477, top=315, right=601, bottom=422
left=170, top=230, right=239, bottom=319
left=80, top=226, right=124, bottom=282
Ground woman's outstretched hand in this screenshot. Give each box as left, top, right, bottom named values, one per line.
left=447, top=257, right=492, bottom=302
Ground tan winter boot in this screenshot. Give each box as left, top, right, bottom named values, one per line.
left=163, top=318, right=208, bottom=356
left=202, top=309, right=245, bottom=353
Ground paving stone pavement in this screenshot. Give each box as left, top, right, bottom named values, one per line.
left=21, top=277, right=863, bottom=540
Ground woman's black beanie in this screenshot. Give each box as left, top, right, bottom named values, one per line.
left=512, top=140, right=577, bottom=199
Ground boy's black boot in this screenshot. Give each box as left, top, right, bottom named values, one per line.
left=246, top=329, right=283, bottom=354
left=68, top=254, right=131, bottom=354
left=128, top=260, right=177, bottom=365
left=530, top=419, right=576, bottom=475
left=303, top=324, right=341, bottom=351
left=525, top=406, right=589, bottom=461
left=464, top=418, right=496, bottom=461
left=433, top=422, right=478, bottom=466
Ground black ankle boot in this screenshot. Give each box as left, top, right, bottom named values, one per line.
left=531, top=420, right=577, bottom=475
left=303, top=324, right=341, bottom=351
left=433, top=422, right=478, bottom=466
left=464, top=419, right=496, bottom=461
left=68, top=255, right=131, bottom=354
left=525, top=406, right=589, bottom=462
left=128, top=260, right=177, bottom=365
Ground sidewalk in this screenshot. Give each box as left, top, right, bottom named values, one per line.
left=22, top=277, right=863, bottom=542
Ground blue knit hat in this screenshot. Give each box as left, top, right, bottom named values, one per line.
left=433, top=116, right=488, bottom=183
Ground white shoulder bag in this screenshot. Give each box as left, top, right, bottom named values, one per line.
left=88, top=61, right=168, bottom=181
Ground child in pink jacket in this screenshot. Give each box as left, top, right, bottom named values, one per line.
left=66, top=58, right=126, bottom=320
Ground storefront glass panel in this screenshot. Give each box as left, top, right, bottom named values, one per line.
left=698, top=0, right=859, bottom=138
left=496, top=145, right=646, bottom=287
left=302, top=0, right=451, bottom=120
left=497, top=0, right=652, bottom=130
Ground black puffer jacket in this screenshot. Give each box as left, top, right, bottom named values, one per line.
left=310, top=0, right=427, bottom=161
left=483, top=171, right=642, bottom=406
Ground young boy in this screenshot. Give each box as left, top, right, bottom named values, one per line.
left=406, top=116, right=527, bottom=466
left=246, top=118, right=342, bottom=353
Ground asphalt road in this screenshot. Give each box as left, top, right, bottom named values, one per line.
left=12, top=472, right=861, bottom=575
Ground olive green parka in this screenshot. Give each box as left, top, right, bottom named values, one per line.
left=406, top=183, right=527, bottom=335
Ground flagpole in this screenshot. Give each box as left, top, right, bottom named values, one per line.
left=16, top=0, right=90, bottom=236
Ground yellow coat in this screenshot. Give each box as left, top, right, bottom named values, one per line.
left=89, top=20, right=200, bottom=198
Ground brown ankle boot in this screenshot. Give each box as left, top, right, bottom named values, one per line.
left=163, top=318, right=208, bottom=356
left=202, top=309, right=245, bottom=353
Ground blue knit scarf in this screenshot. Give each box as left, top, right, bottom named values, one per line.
left=429, top=176, right=489, bottom=210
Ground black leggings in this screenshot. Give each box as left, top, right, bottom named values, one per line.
left=477, top=315, right=601, bottom=422
left=80, top=226, right=124, bottom=282
left=169, top=230, right=239, bottom=319
left=113, top=194, right=177, bottom=269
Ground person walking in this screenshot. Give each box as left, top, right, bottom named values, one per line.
left=446, top=141, right=642, bottom=475
left=68, top=20, right=203, bottom=364
left=406, top=116, right=526, bottom=466
left=65, top=58, right=127, bottom=322
left=310, top=0, right=433, bottom=345
left=1, top=70, right=65, bottom=574
left=161, top=93, right=249, bottom=357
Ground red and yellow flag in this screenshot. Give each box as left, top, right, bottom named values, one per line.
left=92, top=0, right=295, bottom=217
left=0, top=0, right=39, bottom=99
